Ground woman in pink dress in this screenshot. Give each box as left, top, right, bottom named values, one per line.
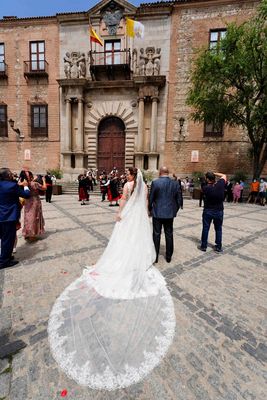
left=232, top=182, right=242, bottom=203
left=22, top=171, right=47, bottom=241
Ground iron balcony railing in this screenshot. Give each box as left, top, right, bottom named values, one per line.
left=0, top=61, right=8, bottom=78
left=89, top=49, right=131, bottom=67
left=24, top=60, right=49, bottom=76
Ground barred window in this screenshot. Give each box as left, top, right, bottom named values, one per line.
left=0, top=43, right=5, bottom=72
left=204, top=121, right=223, bottom=137
left=0, top=105, right=7, bottom=137
left=31, top=105, right=48, bottom=136
left=30, top=41, right=45, bottom=71
left=209, top=29, right=227, bottom=50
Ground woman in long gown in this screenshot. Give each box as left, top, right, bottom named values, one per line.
left=22, top=172, right=47, bottom=241
left=106, top=174, right=121, bottom=206
left=48, top=168, right=176, bottom=390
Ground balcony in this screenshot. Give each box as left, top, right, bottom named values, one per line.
left=0, top=62, right=8, bottom=79
left=89, top=49, right=131, bottom=81
left=24, top=60, right=49, bottom=79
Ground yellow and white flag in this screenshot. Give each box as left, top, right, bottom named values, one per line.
left=126, top=18, right=144, bottom=39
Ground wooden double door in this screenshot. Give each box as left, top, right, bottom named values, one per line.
left=97, top=117, right=125, bottom=174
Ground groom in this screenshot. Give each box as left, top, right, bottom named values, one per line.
left=149, top=166, right=182, bottom=263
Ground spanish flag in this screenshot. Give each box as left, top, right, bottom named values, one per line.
left=126, top=18, right=144, bottom=39
left=90, top=26, right=103, bottom=46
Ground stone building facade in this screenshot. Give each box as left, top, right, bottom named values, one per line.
left=0, top=15, right=60, bottom=173
left=58, top=0, right=171, bottom=180
left=0, top=0, right=265, bottom=179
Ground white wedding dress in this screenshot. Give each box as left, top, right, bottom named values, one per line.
left=48, top=170, right=176, bottom=390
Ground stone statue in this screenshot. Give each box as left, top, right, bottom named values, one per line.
left=153, top=48, right=161, bottom=76
left=77, top=53, right=86, bottom=78
left=70, top=61, right=79, bottom=79
left=87, top=51, right=93, bottom=80
left=132, top=49, right=138, bottom=75
left=138, top=48, right=146, bottom=76
left=64, top=52, right=72, bottom=79
left=145, top=47, right=155, bottom=76
left=136, top=47, right=162, bottom=76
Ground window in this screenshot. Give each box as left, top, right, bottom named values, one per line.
left=0, top=43, right=5, bottom=72
left=30, top=41, right=45, bottom=71
left=209, top=29, right=227, bottom=50
left=105, top=40, right=121, bottom=65
left=31, top=105, right=48, bottom=136
left=0, top=105, right=8, bottom=137
left=204, top=121, right=223, bottom=137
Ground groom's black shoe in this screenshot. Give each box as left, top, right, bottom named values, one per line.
left=0, top=260, right=19, bottom=269
left=154, top=258, right=158, bottom=264
left=166, top=256, right=172, bottom=263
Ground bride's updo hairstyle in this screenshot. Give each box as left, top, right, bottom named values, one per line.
left=128, top=167, right=138, bottom=193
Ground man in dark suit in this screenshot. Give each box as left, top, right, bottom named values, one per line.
left=149, top=166, right=182, bottom=263
left=199, top=172, right=226, bottom=253
left=0, top=167, right=30, bottom=269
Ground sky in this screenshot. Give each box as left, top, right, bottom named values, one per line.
left=0, top=0, right=158, bottom=19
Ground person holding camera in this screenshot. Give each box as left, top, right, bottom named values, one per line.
left=0, top=168, right=30, bottom=268
left=198, top=172, right=226, bottom=253
left=21, top=171, right=47, bottom=241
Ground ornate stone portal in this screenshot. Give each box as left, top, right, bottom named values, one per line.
left=59, top=0, right=165, bottom=179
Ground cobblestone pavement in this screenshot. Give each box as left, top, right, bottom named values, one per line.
left=0, top=195, right=266, bottom=400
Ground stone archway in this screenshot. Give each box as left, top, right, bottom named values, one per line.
left=85, top=100, right=138, bottom=172
left=97, top=116, right=125, bottom=174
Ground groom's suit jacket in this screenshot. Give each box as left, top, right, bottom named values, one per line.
left=149, top=176, right=182, bottom=219
left=0, top=181, right=30, bottom=222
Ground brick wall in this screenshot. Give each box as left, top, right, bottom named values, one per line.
left=0, top=17, right=60, bottom=174
left=166, top=0, right=266, bottom=176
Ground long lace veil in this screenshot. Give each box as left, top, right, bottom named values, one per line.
left=48, top=169, right=176, bottom=390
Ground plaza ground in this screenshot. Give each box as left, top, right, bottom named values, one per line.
left=0, top=195, right=266, bottom=400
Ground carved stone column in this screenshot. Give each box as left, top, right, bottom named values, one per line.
left=65, top=99, right=72, bottom=151
left=137, top=97, right=144, bottom=151
left=62, top=98, right=72, bottom=169
left=150, top=96, right=159, bottom=152
left=75, top=98, right=84, bottom=169
left=148, top=96, right=159, bottom=170
left=77, top=99, right=84, bottom=151
left=135, top=96, right=145, bottom=169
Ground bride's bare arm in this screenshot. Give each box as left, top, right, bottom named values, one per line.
left=116, top=184, right=129, bottom=221
left=144, top=185, right=149, bottom=214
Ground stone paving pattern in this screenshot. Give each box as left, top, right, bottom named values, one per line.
left=0, top=195, right=266, bottom=400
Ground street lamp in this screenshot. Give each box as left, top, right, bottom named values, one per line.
left=8, top=118, right=23, bottom=138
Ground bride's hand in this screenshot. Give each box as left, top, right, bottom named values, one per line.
left=116, top=213, right=121, bottom=222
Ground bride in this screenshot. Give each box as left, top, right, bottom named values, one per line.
left=48, top=168, right=176, bottom=390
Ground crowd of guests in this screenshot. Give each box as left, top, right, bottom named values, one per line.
left=78, top=169, right=267, bottom=208
left=0, top=167, right=56, bottom=268
left=224, top=178, right=266, bottom=206
left=1, top=163, right=266, bottom=270
left=79, top=167, right=125, bottom=206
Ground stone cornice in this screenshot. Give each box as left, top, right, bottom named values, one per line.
left=56, top=13, right=88, bottom=24
left=134, top=75, right=166, bottom=88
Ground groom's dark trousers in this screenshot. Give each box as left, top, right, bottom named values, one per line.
left=152, top=218, right=174, bottom=261
left=149, top=176, right=182, bottom=262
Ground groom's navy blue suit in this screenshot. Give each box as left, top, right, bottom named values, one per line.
left=149, top=176, right=182, bottom=262
left=0, top=180, right=30, bottom=268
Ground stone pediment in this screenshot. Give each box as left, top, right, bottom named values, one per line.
left=88, top=0, right=136, bottom=18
